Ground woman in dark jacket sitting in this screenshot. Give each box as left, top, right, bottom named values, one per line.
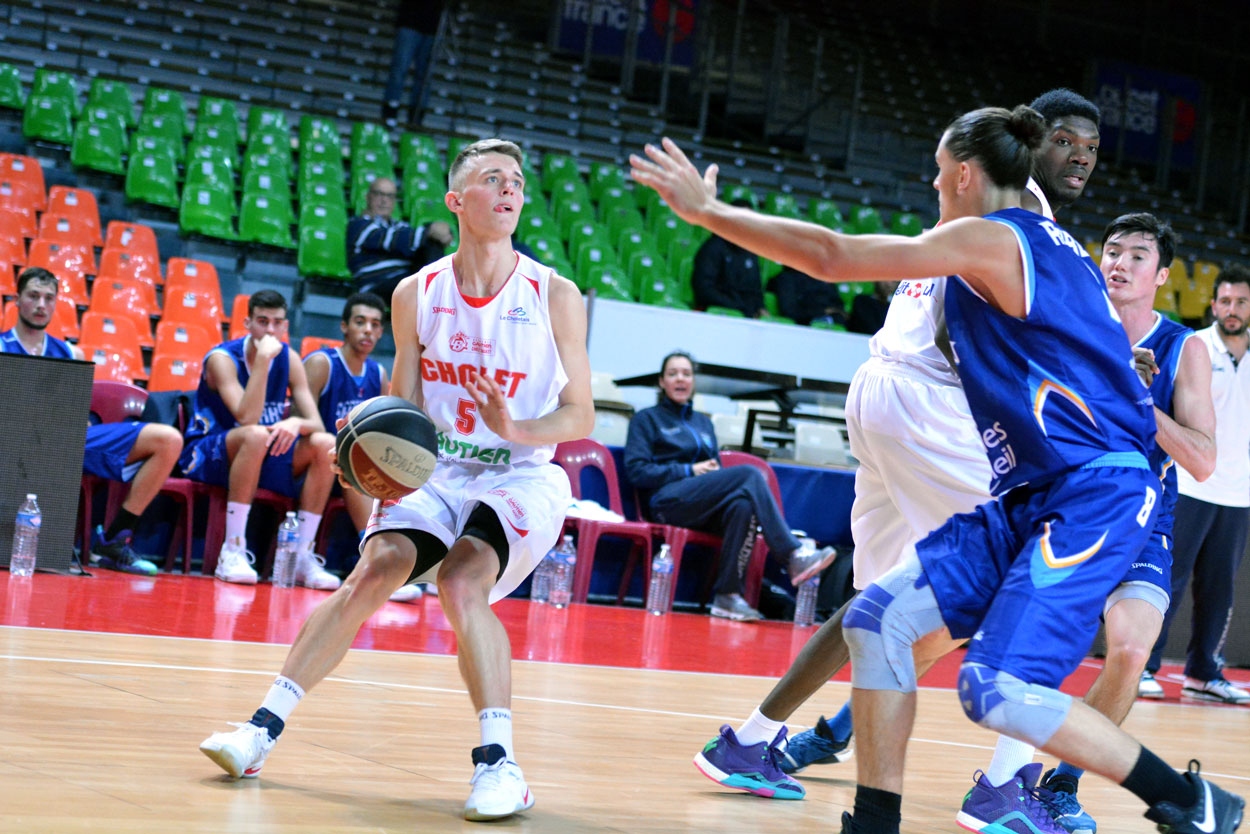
left=623, top=351, right=835, bottom=621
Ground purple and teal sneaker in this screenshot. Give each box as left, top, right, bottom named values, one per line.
left=693, top=724, right=805, bottom=800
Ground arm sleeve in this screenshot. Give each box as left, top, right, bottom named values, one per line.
left=624, top=410, right=692, bottom=489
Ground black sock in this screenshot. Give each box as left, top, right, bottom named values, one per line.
left=1121, top=747, right=1196, bottom=809
left=851, top=785, right=902, bottom=834
left=249, top=707, right=286, bottom=741
left=106, top=510, right=141, bottom=541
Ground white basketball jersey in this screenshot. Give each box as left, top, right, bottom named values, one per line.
left=414, top=252, right=569, bottom=468
left=866, top=185, right=1054, bottom=388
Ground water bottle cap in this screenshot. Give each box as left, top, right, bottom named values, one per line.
left=26, top=493, right=36, bottom=500
left=286, top=511, right=298, bottom=518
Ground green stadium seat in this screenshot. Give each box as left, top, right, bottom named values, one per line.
left=526, top=234, right=568, bottom=269
left=759, top=257, right=783, bottom=281
left=0, top=63, right=24, bottom=110
left=198, top=97, right=239, bottom=134
left=617, top=230, right=663, bottom=272
left=301, top=136, right=343, bottom=170
left=585, top=264, right=633, bottom=301
left=142, top=87, right=187, bottom=134
left=764, top=193, right=801, bottom=219
left=125, top=151, right=179, bottom=209
left=180, top=182, right=237, bottom=240
left=238, top=192, right=294, bottom=248
left=247, top=107, right=290, bottom=141
left=300, top=182, right=348, bottom=221
left=351, top=121, right=393, bottom=163
left=851, top=204, right=883, bottom=234
left=184, top=150, right=234, bottom=190
left=705, top=305, right=746, bottom=317
left=298, top=161, right=345, bottom=201
left=889, top=211, right=924, bottom=236
left=242, top=167, right=291, bottom=202
left=555, top=198, right=597, bottom=242
left=639, top=275, right=689, bottom=308
left=565, top=223, right=614, bottom=266
left=85, top=78, right=133, bottom=127
left=31, top=69, right=78, bottom=115
left=23, top=96, right=74, bottom=144
left=135, top=113, right=185, bottom=162
left=722, top=184, right=758, bottom=209
left=635, top=184, right=664, bottom=219
left=810, top=319, right=847, bottom=331
left=298, top=115, right=341, bottom=153
left=191, top=123, right=240, bottom=168
left=409, top=196, right=457, bottom=244
left=576, top=244, right=618, bottom=290
left=588, top=161, right=627, bottom=202
left=541, top=153, right=580, bottom=195
left=298, top=222, right=350, bottom=280
left=245, top=135, right=293, bottom=176
left=626, top=251, right=666, bottom=297
left=446, top=136, right=472, bottom=166
left=399, top=131, right=439, bottom=170
left=298, top=199, right=348, bottom=230
left=71, top=118, right=125, bottom=175
left=810, top=199, right=845, bottom=230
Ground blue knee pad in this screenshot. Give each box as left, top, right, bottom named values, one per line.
left=957, top=662, right=1073, bottom=747
left=843, top=553, right=946, bottom=692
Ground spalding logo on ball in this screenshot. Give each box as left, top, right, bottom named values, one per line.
left=336, top=396, right=439, bottom=500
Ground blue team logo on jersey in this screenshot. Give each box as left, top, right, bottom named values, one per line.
left=1027, top=359, right=1096, bottom=436
left=1029, top=520, right=1107, bottom=588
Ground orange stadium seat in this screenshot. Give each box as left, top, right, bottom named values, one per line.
left=46, top=186, right=103, bottom=247
left=25, top=239, right=91, bottom=307
left=1, top=291, right=81, bottom=342
left=104, top=221, right=161, bottom=271
left=147, top=353, right=202, bottom=393
left=154, top=319, right=219, bottom=360
left=87, top=279, right=157, bottom=348
left=37, top=212, right=101, bottom=251
left=0, top=206, right=33, bottom=253
left=162, top=287, right=226, bottom=335
left=229, top=293, right=248, bottom=339
left=0, top=152, right=47, bottom=212
left=79, top=311, right=147, bottom=381
left=166, top=258, right=226, bottom=321
left=300, top=336, right=343, bottom=358
left=97, top=248, right=161, bottom=288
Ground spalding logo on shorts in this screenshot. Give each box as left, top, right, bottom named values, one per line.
left=337, top=396, right=438, bottom=500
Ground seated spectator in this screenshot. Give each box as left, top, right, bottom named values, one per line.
left=623, top=351, right=836, bottom=622
left=303, top=291, right=422, bottom=604
left=347, top=177, right=452, bottom=305
left=847, top=281, right=897, bottom=335
left=692, top=199, right=766, bottom=317
left=768, top=264, right=847, bottom=326
left=1, top=267, right=183, bottom=575
left=179, top=289, right=339, bottom=588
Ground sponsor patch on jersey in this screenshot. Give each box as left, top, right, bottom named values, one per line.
left=433, top=306, right=456, bottom=315
left=448, top=331, right=494, bottom=355
left=499, top=306, right=533, bottom=324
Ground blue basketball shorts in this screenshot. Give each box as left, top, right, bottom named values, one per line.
left=180, top=431, right=301, bottom=498
left=83, top=422, right=144, bottom=482
left=916, top=465, right=1158, bottom=688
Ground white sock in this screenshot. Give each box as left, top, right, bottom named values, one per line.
left=296, top=511, right=322, bottom=553
left=259, top=675, right=305, bottom=722
left=479, top=707, right=514, bottom=761
left=226, top=502, right=250, bottom=544
left=985, top=734, right=1036, bottom=787
left=735, top=707, right=785, bottom=747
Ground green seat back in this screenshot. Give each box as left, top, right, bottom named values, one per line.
left=85, top=78, right=132, bottom=126
left=180, top=182, right=237, bottom=239
left=0, top=63, right=25, bottom=110
left=72, top=119, right=125, bottom=175
left=239, top=192, right=294, bottom=248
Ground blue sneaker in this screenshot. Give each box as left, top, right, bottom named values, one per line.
left=91, top=526, right=159, bottom=576
left=1036, top=770, right=1096, bottom=834
left=956, top=763, right=1066, bottom=833
left=693, top=725, right=805, bottom=799
left=779, top=714, right=853, bottom=773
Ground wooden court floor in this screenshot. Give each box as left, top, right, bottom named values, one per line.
left=1, top=572, right=1248, bottom=832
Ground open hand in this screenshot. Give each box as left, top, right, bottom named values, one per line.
left=629, top=137, right=719, bottom=225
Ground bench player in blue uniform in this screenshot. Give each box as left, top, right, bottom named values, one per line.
left=180, top=289, right=338, bottom=588
left=1022, top=215, right=1216, bottom=831
left=1, top=267, right=182, bottom=576
left=304, top=291, right=421, bottom=604
left=631, top=108, right=1243, bottom=834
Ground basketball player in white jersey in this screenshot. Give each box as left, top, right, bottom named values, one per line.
left=199, top=138, right=595, bottom=823
left=688, top=90, right=1104, bottom=820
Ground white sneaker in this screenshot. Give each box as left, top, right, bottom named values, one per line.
left=1182, top=676, right=1250, bottom=704
left=389, top=583, right=423, bottom=604
left=200, top=722, right=276, bottom=779
left=295, top=550, right=341, bottom=590
left=215, top=540, right=258, bottom=585
left=464, top=744, right=534, bottom=821
left=1138, top=670, right=1165, bottom=699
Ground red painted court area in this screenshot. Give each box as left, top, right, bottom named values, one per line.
left=0, top=568, right=1195, bottom=701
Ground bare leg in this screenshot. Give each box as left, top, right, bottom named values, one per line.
left=278, top=532, right=414, bottom=689
left=759, top=596, right=853, bottom=721
left=225, top=425, right=270, bottom=505
left=1086, top=597, right=1162, bottom=725
left=1039, top=701, right=1142, bottom=782
left=291, top=432, right=336, bottom=514
left=851, top=688, right=916, bottom=794
left=119, top=425, right=183, bottom=514
left=437, top=536, right=511, bottom=710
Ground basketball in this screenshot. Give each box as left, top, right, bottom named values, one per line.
left=335, top=396, right=439, bottom=500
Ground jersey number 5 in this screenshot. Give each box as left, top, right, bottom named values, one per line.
left=455, top=398, right=477, bottom=434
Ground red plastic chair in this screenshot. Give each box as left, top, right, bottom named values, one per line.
left=552, top=437, right=656, bottom=605
left=627, top=449, right=773, bottom=610
left=300, top=335, right=343, bottom=358
left=77, top=381, right=198, bottom=571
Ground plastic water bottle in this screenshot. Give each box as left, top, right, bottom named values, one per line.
left=531, top=547, right=554, bottom=604
left=794, top=574, right=820, bottom=627
left=645, top=544, right=674, bottom=615
left=9, top=494, right=40, bottom=577
left=549, top=534, right=577, bottom=608
left=273, top=511, right=299, bottom=588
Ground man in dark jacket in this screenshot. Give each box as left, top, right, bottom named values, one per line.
left=692, top=199, right=766, bottom=317
left=347, top=177, right=452, bottom=306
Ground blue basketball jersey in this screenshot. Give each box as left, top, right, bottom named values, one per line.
left=945, top=208, right=1155, bottom=494
left=1138, top=314, right=1193, bottom=537
left=0, top=329, right=76, bottom=359
left=186, top=337, right=290, bottom=440
left=314, top=346, right=383, bottom=432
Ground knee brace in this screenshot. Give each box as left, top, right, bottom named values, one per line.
left=957, top=662, right=1073, bottom=747
left=843, top=554, right=946, bottom=692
